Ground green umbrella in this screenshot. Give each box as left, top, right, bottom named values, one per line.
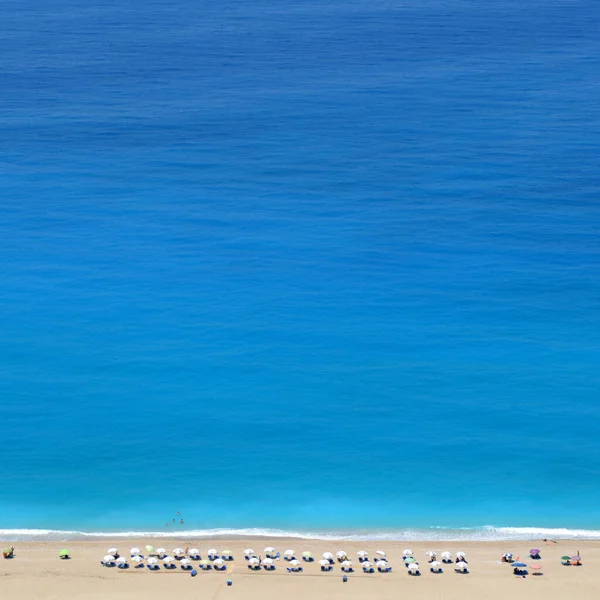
left=145, top=545, right=155, bottom=553
left=404, top=557, right=416, bottom=564
left=59, top=549, right=70, bottom=557
left=302, top=551, right=313, bottom=557
left=561, top=555, right=571, bottom=560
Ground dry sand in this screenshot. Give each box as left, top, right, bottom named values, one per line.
left=1, top=538, right=598, bottom=599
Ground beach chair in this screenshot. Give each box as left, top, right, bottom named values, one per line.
left=117, top=562, right=129, bottom=569
left=248, top=564, right=261, bottom=571
left=214, top=565, right=227, bottom=571
left=264, top=564, right=276, bottom=571
left=377, top=566, right=392, bottom=573
left=189, top=554, right=201, bottom=560
left=181, top=564, right=193, bottom=571
left=102, top=560, right=116, bottom=567
left=362, top=567, right=374, bottom=573
left=147, top=564, right=160, bottom=571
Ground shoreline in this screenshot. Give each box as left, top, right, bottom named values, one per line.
left=2, top=525, right=600, bottom=543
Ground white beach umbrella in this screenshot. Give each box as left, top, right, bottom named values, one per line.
left=430, top=560, right=441, bottom=568
left=342, top=560, right=352, bottom=567
left=503, top=552, right=513, bottom=558
left=131, top=555, right=143, bottom=563
left=362, top=561, right=372, bottom=568
left=403, top=548, right=414, bottom=556
left=284, top=549, right=295, bottom=556
left=264, top=546, right=275, bottom=553
left=318, top=559, right=330, bottom=567
left=336, top=550, right=347, bottom=559
left=213, top=558, right=225, bottom=566
left=425, top=551, right=436, bottom=558
left=116, top=557, right=127, bottom=564
left=456, top=552, right=466, bottom=558
left=103, top=555, right=115, bottom=562
left=249, top=557, right=259, bottom=565
left=208, top=548, right=218, bottom=555
left=181, top=558, right=191, bottom=565
left=376, top=550, right=387, bottom=557
left=156, top=547, right=166, bottom=555
left=456, top=561, right=467, bottom=570
left=376, top=560, right=388, bottom=568
left=290, top=559, right=300, bottom=566
left=244, top=548, right=255, bottom=556
left=173, top=547, right=184, bottom=555
left=189, top=548, right=200, bottom=556
left=107, top=547, right=118, bottom=555
left=263, top=558, right=274, bottom=565
left=441, top=551, right=452, bottom=560
left=408, top=563, right=420, bottom=571
left=130, top=547, right=141, bottom=555
left=163, top=556, right=174, bottom=563
left=357, top=550, right=368, bottom=557
left=147, top=557, right=158, bottom=565
left=322, top=552, right=334, bottom=560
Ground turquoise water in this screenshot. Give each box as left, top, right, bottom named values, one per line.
left=1, top=0, right=600, bottom=541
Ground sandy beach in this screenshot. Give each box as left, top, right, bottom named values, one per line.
left=1, top=538, right=597, bottom=599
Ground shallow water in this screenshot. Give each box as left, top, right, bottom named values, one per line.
left=1, top=0, right=599, bottom=535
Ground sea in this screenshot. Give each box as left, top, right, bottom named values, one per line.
left=1, top=0, right=599, bottom=543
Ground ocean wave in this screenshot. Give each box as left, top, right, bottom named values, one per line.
left=1, top=526, right=600, bottom=542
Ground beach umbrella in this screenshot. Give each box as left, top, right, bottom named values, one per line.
left=244, top=549, right=254, bottom=555
left=408, top=563, right=420, bottom=571
left=503, top=552, right=513, bottom=558
left=376, top=560, right=387, bottom=568
left=403, top=549, right=413, bottom=556
left=131, top=556, right=143, bottom=563
left=342, top=560, right=352, bottom=567
left=425, top=551, right=436, bottom=558
left=189, top=548, right=200, bottom=556
left=456, top=561, right=468, bottom=570
left=103, top=555, right=115, bottom=563
left=147, top=557, right=158, bottom=565
left=156, top=547, right=166, bottom=555
left=430, top=561, right=441, bottom=569
left=530, top=564, right=543, bottom=570
left=336, top=550, right=347, bottom=559
left=173, top=547, right=184, bottom=555
left=571, top=555, right=581, bottom=561
left=116, top=557, right=127, bottom=564
left=513, top=562, right=527, bottom=568
left=318, top=559, right=330, bottom=567
left=456, top=552, right=466, bottom=558
left=302, top=551, right=312, bottom=558
left=441, top=551, right=452, bottom=560
left=285, top=549, right=295, bottom=557
left=222, top=550, right=232, bottom=556
left=264, top=546, right=275, bottom=553
left=59, top=549, right=70, bottom=557
left=357, top=550, right=368, bottom=557
left=207, top=548, right=218, bottom=555
left=214, top=558, right=225, bottom=566
left=181, top=558, right=191, bottom=564
left=163, top=556, right=175, bottom=563
left=290, top=559, right=300, bottom=566
left=561, top=555, right=571, bottom=560
left=145, top=545, right=155, bottom=553
left=322, top=552, right=334, bottom=560
left=199, top=559, right=210, bottom=566
left=249, top=557, right=259, bottom=565
left=404, top=557, right=416, bottom=564
left=375, top=550, right=387, bottom=557
left=130, top=547, right=141, bottom=555
left=362, top=561, right=372, bottom=568
left=107, top=548, right=118, bottom=555
left=263, top=558, right=274, bottom=565
left=530, top=548, right=540, bottom=554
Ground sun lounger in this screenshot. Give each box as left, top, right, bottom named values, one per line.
left=147, top=564, right=160, bottom=570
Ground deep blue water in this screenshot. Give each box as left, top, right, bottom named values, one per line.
left=1, top=0, right=600, bottom=539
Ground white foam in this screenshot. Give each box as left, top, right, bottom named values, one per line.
left=1, top=525, right=600, bottom=542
